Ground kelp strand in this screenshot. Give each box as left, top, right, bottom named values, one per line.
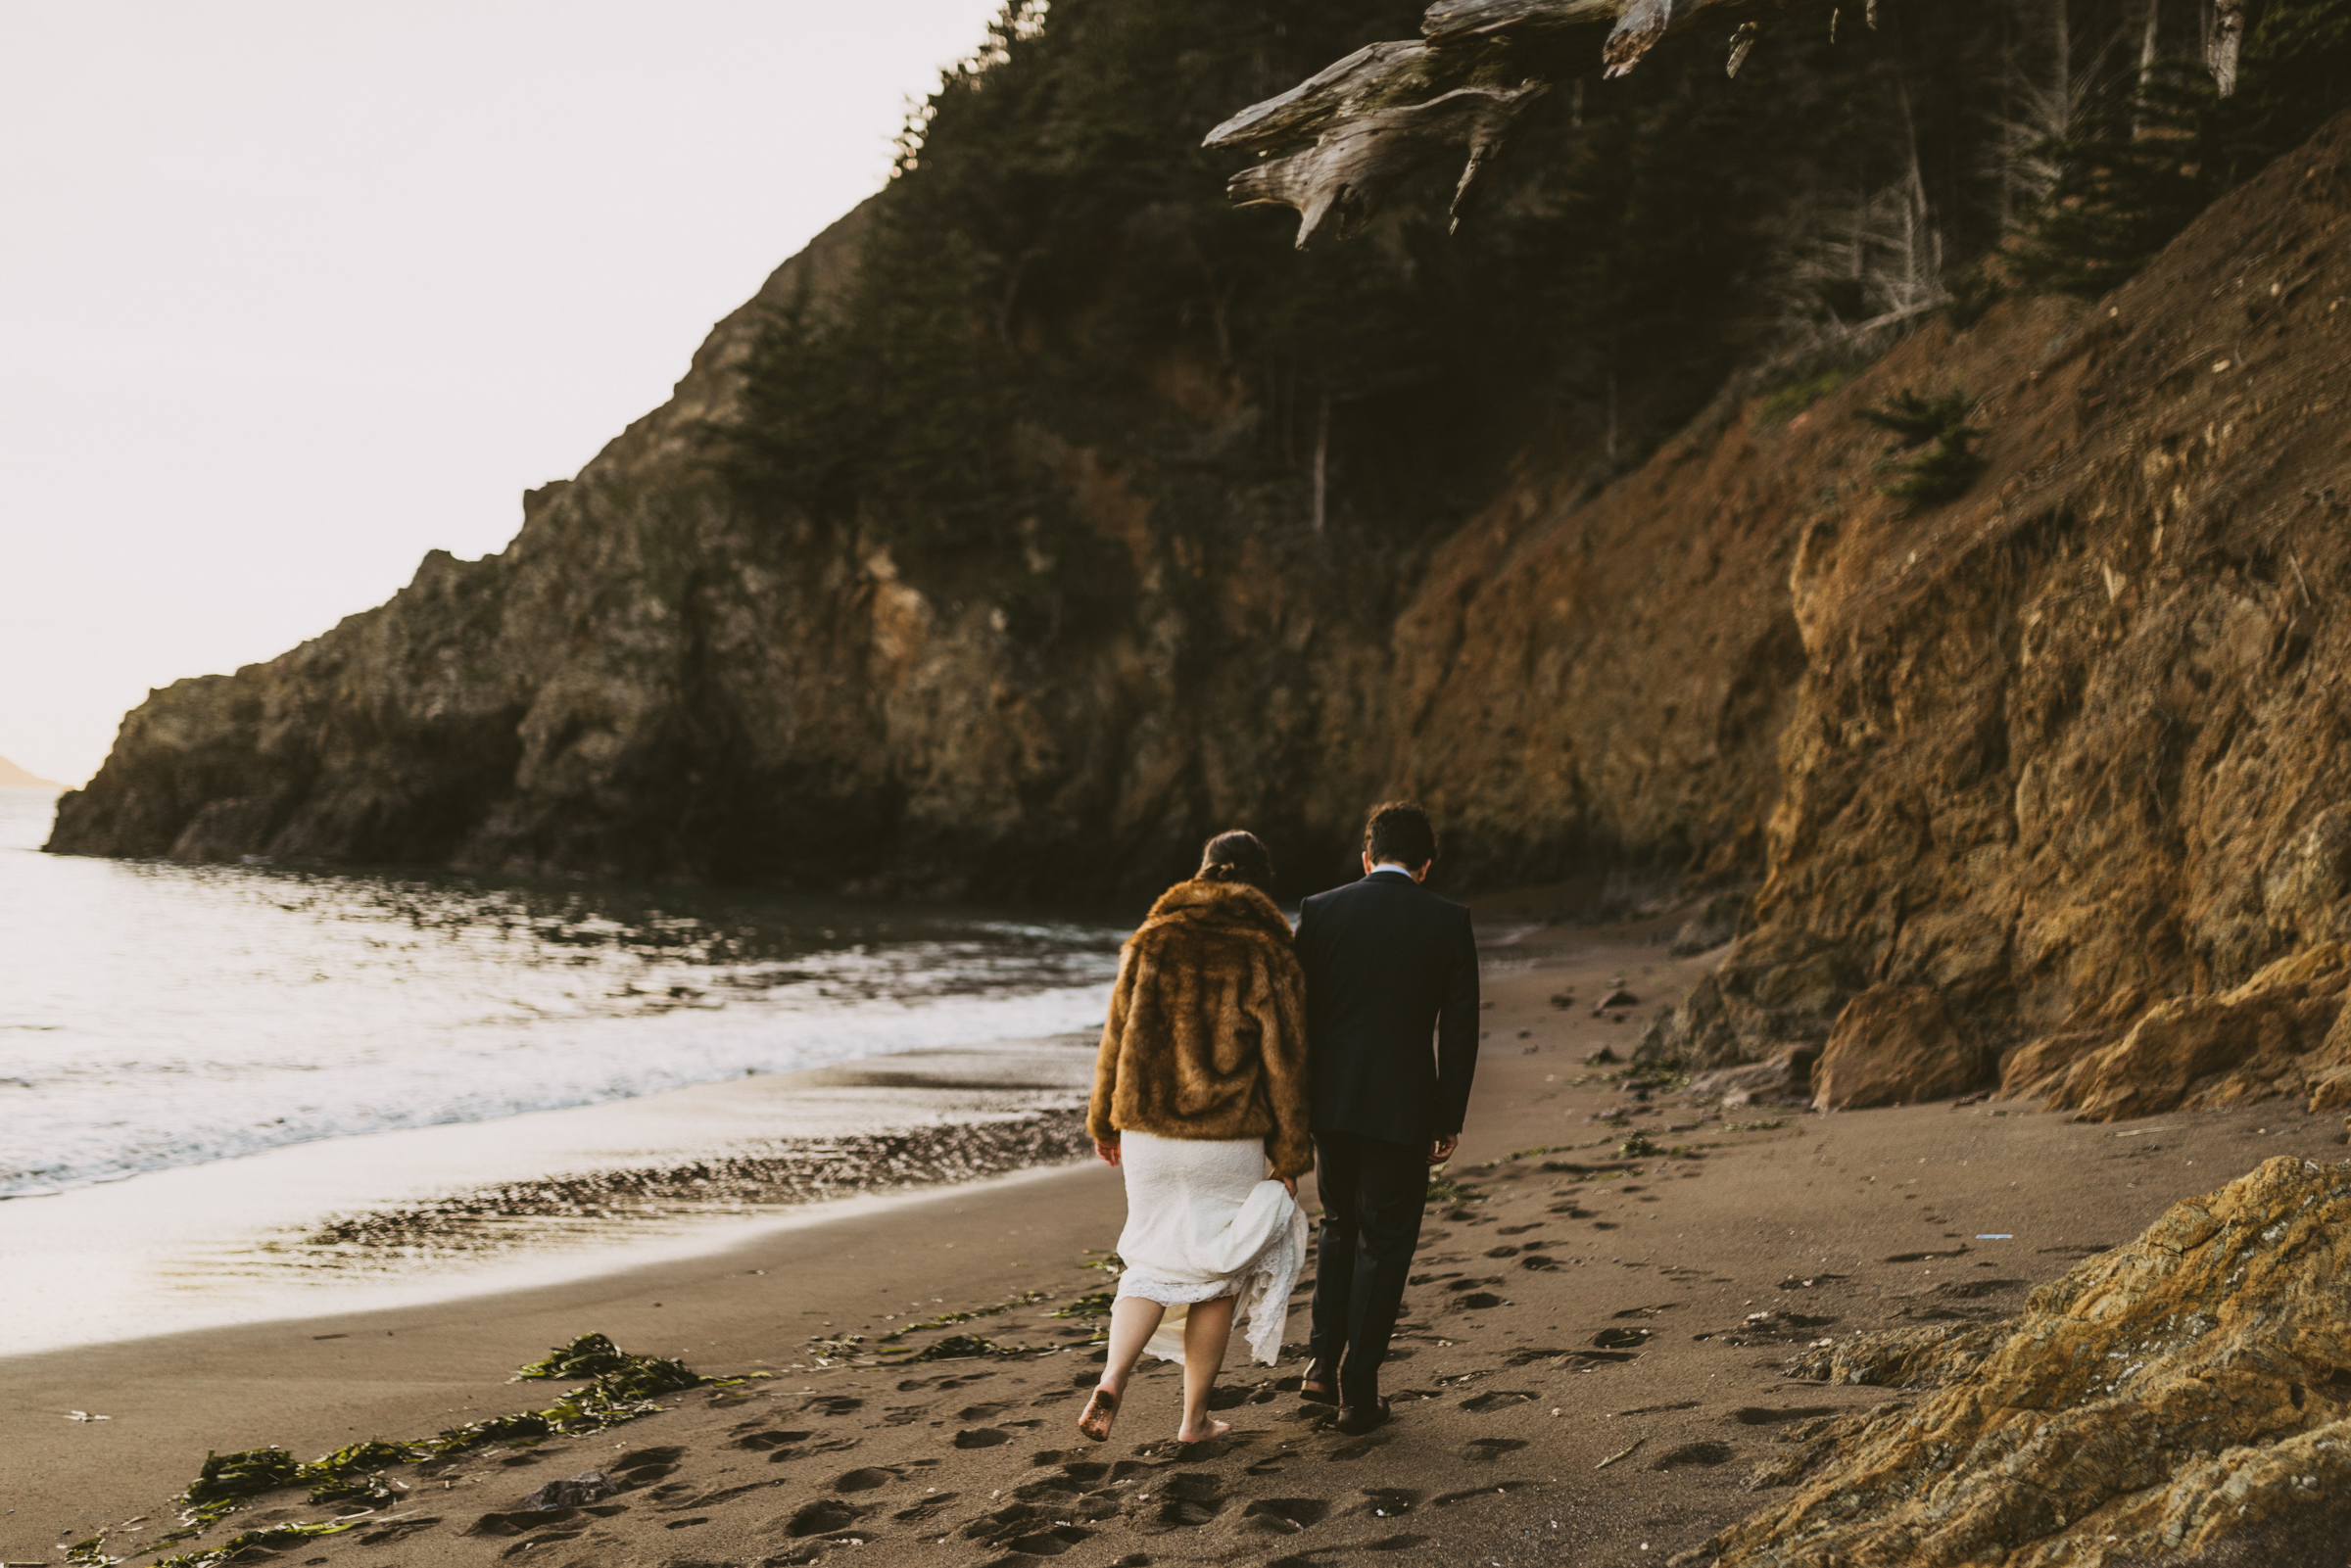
left=121, top=1333, right=730, bottom=1565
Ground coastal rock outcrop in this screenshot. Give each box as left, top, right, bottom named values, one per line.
left=1705, top=1156, right=2351, bottom=1568
left=1659, top=111, right=2351, bottom=1117
left=1811, top=984, right=1988, bottom=1111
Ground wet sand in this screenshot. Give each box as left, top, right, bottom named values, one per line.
left=0, top=1037, right=1098, bottom=1357
left=7, top=913, right=2342, bottom=1566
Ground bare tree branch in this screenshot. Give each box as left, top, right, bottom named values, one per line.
left=2208, top=0, right=2245, bottom=99
left=1209, top=0, right=2251, bottom=249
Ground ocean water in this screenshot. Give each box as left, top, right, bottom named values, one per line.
left=0, top=787, right=1124, bottom=1200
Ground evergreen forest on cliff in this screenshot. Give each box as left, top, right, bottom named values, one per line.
left=722, top=0, right=2351, bottom=557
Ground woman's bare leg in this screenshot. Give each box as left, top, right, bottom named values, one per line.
left=1176, top=1295, right=1236, bottom=1445
left=1080, top=1296, right=1165, bottom=1441
left=1101, top=1297, right=1165, bottom=1398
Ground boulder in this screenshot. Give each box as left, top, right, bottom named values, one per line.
left=2049, top=945, right=2350, bottom=1122
left=1707, top=1156, right=2351, bottom=1568
left=2308, top=1068, right=2351, bottom=1115
left=1811, top=985, right=1988, bottom=1111
left=1996, top=1030, right=2110, bottom=1100
left=1687, top=1046, right=1818, bottom=1109
left=516, top=1468, right=618, bottom=1509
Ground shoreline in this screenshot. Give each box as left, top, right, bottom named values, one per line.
left=11, top=913, right=2344, bottom=1566
left=0, top=1036, right=1098, bottom=1359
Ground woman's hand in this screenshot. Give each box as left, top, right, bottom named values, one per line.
left=1095, top=1137, right=1122, bottom=1167
left=1279, top=1174, right=1298, bottom=1198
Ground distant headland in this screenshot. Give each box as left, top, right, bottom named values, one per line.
left=0, top=752, right=61, bottom=790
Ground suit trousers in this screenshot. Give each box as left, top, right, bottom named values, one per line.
left=1306, top=1129, right=1427, bottom=1405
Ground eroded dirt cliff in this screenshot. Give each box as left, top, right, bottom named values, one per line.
left=1644, top=110, right=2351, bottom=1120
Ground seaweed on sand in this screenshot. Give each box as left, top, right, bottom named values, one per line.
left=105, top=1332, right=744, bottom=1567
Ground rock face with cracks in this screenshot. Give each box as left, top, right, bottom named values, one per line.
left=1811, top=984, right=1988, bottom=1111
left=1650, top=111, right=2351, bottom=1125
left=1705, top=1156, right=2351, bottom=1568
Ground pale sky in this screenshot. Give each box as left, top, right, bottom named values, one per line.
left=0, top=1, right=1010, bottom=786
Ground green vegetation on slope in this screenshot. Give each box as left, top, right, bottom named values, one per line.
left=707, top=0, right=2351, bottom=625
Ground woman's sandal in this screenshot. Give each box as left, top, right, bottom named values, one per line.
left=1077, top=1386, right=1120, bottom=1443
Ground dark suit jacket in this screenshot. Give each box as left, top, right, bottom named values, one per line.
left=1293, top=869, right=1479, bottom=1145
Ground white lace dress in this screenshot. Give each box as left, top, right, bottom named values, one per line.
left=1112, top=1129, right=1308, bottom=1367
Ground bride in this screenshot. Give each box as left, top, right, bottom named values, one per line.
left=1077, top=831, right=1312, bottom=1446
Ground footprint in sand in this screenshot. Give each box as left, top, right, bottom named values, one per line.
left=1243, top=1497, right=1331, bottom=1534
left=890, top=1490, right=959, bottom=1523
left=1651, top=1441, right=1734, bottom=1469
left=1459, top=1390, right=1536, bottom=1412
left=784, top=1498, right=865, bottom=1537
left=1728, top=1405, right=1841, bottom=1425
left=953, top=1427, right=1012, bottom=1449
left=956, top=1401, right=1012, bottom=1420
left=1349, top=1487, right=1422, bottom=1518
left=1433, top=1479, right=1536, bottom=1505
left=802, top=1395, right=864, bottom=1415
left=1463, top=1438, right=1529, bottom=1461
left=1146, top=1471, right=1226, bottom=1529
left=833, top=1466, right=896, bottom=1492
left=1266, top=1539, right=1426, bottom=1567
left=1324, top=1426, right=1396, bottom=1461
left=613, top=1446, right=685, bottom=1469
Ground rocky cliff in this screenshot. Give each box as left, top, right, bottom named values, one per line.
left=44, top=222, right=1813, bottom=898
left=1648, top=108, right=2351, bottom=1123
left=48, top=77, right=2351, bottom=1114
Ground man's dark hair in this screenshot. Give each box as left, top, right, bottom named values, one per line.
left=1364, top=801, right=1437, bottom=868
left=1197, top=830, right=1276, bottom=893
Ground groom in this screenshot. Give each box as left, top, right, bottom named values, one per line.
left=1292, top=800, right=1479, bottom=1435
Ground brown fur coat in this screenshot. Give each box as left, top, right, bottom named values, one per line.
left=1086, top=877, right=1313, bottom=1178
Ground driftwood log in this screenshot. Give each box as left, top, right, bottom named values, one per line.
left=1208, top=0, right=2253, bottom=248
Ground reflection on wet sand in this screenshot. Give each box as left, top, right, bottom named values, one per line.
left=0, top=1036, right=1098, bottom=1355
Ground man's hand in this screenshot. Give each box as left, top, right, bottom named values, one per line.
left=1427, top=1133, right=1459, bottom=1166
left=1095, top=1137, right=1122, bottom=1167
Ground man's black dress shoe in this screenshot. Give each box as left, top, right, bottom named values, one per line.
left=1299, top=1362, right=1339, bottom=1405
left=1333, top=1396, right=1391, bottom=1436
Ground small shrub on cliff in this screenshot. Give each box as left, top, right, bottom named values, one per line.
left=1857, top=388, right=1985, bottom=505
left=1755, top=364, right=1855, bottom=425
left=1855, top=388, right=1968, bottom=446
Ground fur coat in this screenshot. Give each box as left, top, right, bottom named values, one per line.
left=1087, top=876, right=1313, bottom=1178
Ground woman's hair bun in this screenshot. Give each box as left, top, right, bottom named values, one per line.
left=1197, top=830, right=1274, bottom=892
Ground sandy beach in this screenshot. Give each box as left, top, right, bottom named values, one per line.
left=7, top=906, right=2340, bottom=1567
